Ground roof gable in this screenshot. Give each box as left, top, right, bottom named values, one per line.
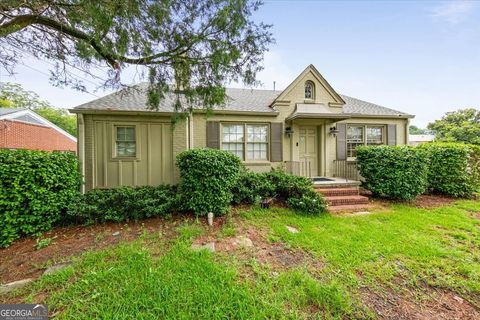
left=0, top=108, right=77, bottom=142
left=274, top=64, right=345, bottom=106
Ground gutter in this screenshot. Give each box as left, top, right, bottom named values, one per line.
left=69, top=109, right=279, bottom=117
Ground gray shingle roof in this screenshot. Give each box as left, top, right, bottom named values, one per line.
left=340, top=95, right=410, bottom=117
left=0, top=108, right=25, bottom=116
left=73, top=84, right=412, bottom=118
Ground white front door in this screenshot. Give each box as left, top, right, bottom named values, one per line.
left=298, top=126, right=318, bottom=177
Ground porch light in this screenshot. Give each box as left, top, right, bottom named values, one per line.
left=329, top=126, right=340, bottom=137
left=285, top=126, right=294, bottom=137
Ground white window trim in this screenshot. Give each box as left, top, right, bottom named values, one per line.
left=346, top=124, right=386, bottom=160
left=221, top=122, right=270, bottom=162
left=111, top=123, right=141, bottom=161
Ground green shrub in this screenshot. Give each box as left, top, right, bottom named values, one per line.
left=67, top=185, right=177, bottom=224
left=263, top=169, right=314, bottom=200
left=231, top=170, right=275, bottom=205
left=287, top=189, right=327, bottom=215
left=420, top=143, right=476, bottom=197
left=176, top=148, right=241, bottom=216
left=0, top=150, right=81, bottom=247
left=469, top=144, right=480, bottom=192
left=233, top=168, right=327, bottom=214
left=356, top=146, right=428, bottom=200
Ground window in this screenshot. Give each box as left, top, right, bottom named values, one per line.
left=247, top=124, right=268, bottom=160
left=222, top=123, right=269, bottom=161
left=222, top=124, right=244, bottom=160
left=366, top=126, right=384, bottom=146
left=115, top=126, right=136, bottom=157
left=347, top=126, right=364, bottom=158
left=305, top=81, right=314, bottom=99
left=347, top=125, right=385, bottom=158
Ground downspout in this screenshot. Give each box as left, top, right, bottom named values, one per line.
left=78, top=113, right=86, bottom=193
left=188, top=112, right=194, bottom=149
left=405, top=119, right=410, bottom=145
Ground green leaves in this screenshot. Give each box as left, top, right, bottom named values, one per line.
left=67, top=185, right=178, bottom=224
left=420, top=143, right=477, bottom=197
left=176, top=148, right=242, bottom=216
left=0, top=149, right=82, bottom=247
left=356, top=146, right=429, bottom=200
left=232, top=169, right=328, bottom=215
left=1, top=0, right=274, bottom=114
left=427, top=108, right=480, bottom=145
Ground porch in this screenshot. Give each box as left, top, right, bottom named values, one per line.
left=285, top=159, right=361, bottom=182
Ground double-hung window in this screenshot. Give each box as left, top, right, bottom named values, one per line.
left=222, top=123, right=269, bottom=161
left=115, top=126, right=136, bottom=157
left=347, top=125, right=385, bottom=158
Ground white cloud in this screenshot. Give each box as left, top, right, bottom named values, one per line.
left=431, top=0, right=476, bottom=25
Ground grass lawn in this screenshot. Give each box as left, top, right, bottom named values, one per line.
left=2, top=199, right=479, bottom=319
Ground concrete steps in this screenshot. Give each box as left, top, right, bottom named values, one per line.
left=316, top=185, right=370, bottom=211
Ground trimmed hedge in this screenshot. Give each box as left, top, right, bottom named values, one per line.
left=0, top=150, right=81, bottom=247
left=232, top=169, right=327, bottom=215
left=67, top=185, right=178, bottom=224
left=356, top=146, right=429, bottom=200
left=420, top=143, right=476, bottom=197
left=176, top=148, right=241, bottom=216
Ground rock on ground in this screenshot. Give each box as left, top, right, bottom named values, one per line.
left=0, top=278, right=34, bottom=294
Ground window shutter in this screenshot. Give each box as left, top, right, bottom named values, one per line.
left=387, top=124, right=397, bottom=145
left=336, top=123, right=347, bottom=160
left=270, top=123, right=283, bottom=162
left=206, top=121, right=220, bottom=149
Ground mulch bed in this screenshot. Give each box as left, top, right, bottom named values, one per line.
left=413, top=194, right=456, bottom=208
left=0, top=217, right=184, bottom=284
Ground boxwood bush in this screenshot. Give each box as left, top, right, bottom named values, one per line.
left=67, top=185, right=178, bottom=224
left=176, top=148, right=241, bottom=216
left=0, top=150, right=81, bottom=247
left=420, top=143, right=476, bottom=197
left=232, top=168, right=327, bottom=214
left=356, top=145, right=429, bottom=200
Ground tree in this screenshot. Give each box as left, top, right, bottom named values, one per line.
left=0, top=82, right=77, bottom=136
left=409, top=125, right=429, bottom=135
left=0, top=0, right=273, bottom=112
left=427, top=108, right=480, bottom=145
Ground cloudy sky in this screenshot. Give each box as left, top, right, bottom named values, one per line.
left=1, top=0, right=479, bottom=127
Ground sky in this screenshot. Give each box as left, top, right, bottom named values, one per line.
left=1, top=0, right=479, bottom=127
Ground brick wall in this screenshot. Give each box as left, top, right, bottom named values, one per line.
left=0, top=120, right=76, bottom=152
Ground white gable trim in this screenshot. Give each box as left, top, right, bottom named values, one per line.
left=0, top=109, right=77, bottom=142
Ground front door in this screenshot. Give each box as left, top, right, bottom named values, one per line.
left=298, top=126, right=318, bottom=177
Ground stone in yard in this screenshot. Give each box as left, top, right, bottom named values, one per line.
left=0, top=278, right=34, bottom=294
left=191, top=242, right=215, bottom=253
left=43, top=263, right=71, bottom=276
left=286, top=226, right=299, bottom=234
left=235, top=236, right=253, bottom=248
left=112, top=231, right=120, bottom=236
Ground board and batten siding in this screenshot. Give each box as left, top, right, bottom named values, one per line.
left=83, top=114, right=184, bottom=190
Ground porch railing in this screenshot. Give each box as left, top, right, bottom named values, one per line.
left=332, top=160, right=361, bottom=181
left=285, top=160, right=312, bottom=177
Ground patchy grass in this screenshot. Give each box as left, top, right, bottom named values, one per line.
left=244, top=200, right=480, bottom=304
left=2, top=200, right=479, bottom=318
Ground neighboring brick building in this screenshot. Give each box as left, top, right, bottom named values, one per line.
left=0, top=108, right=76, bottom=152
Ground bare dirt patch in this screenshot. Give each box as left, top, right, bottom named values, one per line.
left=193, top=216, right=324, bottom=271
left=0, top=216, right=182, bottom=284
left=414, top=195, right=456, bottom=208
left=361, top=286, right=480, bottom=320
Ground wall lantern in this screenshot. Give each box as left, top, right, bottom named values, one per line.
left=329, top=126, right=339, bottom=137
left=285, top=126, right=294, bottom=137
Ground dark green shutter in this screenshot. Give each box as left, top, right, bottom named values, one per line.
left=270, top=123, right=283, bottom=162
left=387, top=124, right=397, bottom=145
left=206, top=121, right=220, bottom=149
left=336, top=123, right=347, bottom=160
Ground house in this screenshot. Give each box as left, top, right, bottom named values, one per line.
left=0, top=108, right=77, bottom=152
left=409, top=134, right=435, bottom=146
left=72, top=65, right=413, bottom=192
